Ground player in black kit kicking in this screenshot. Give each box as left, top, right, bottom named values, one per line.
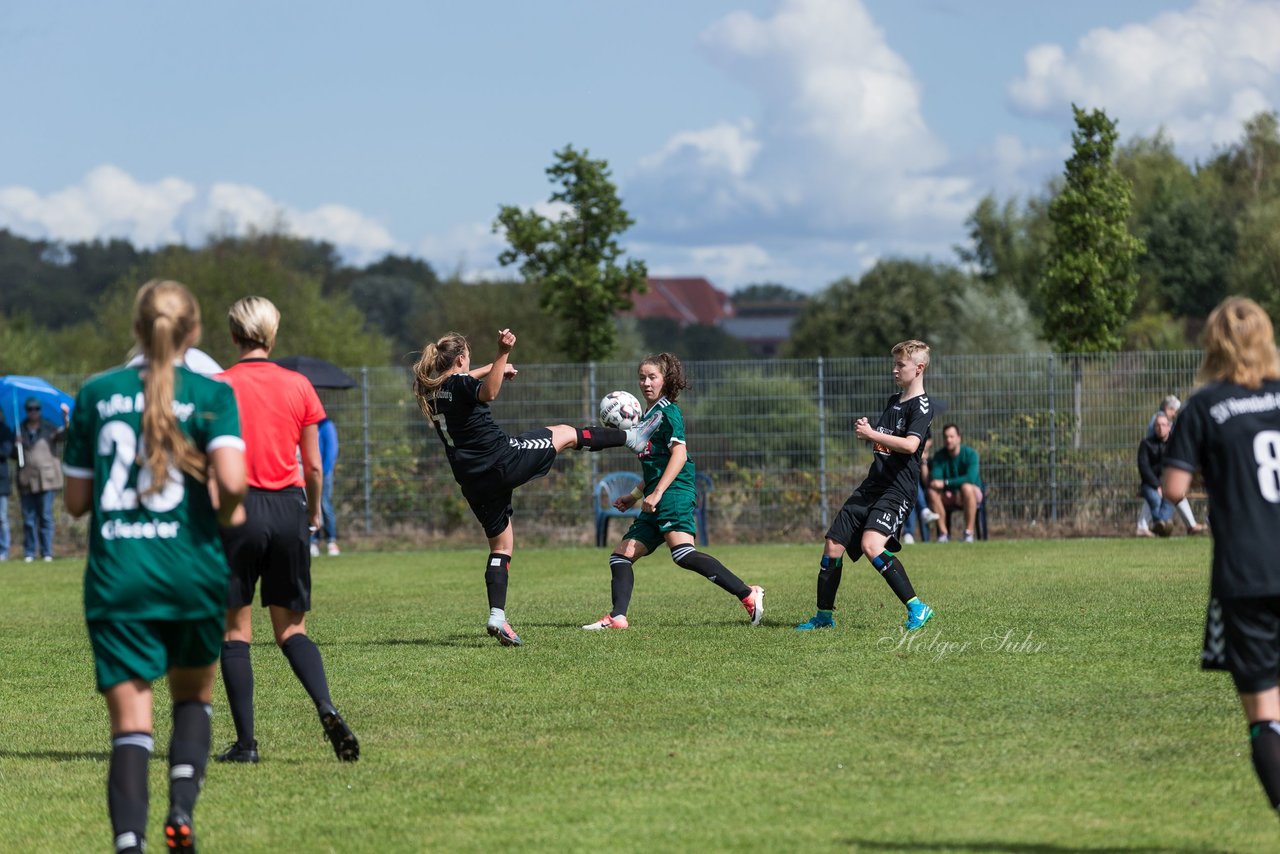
left=412, top=328, right=636, bottom=646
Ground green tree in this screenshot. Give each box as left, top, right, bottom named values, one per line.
left=92, top=240, right=392, bottom=370
left=1040, top=106, right=1145, bottom=447
left=1040, top=106, right=1145, bottom=353
left=955, top=193, right=1051, bottom=319
left=785, top=259, right=1044, bottom=358
left=732, top=283, right=807, bottom=303
left=635, top=317, right=750, bottom=361
left=430, top=277, right=564, bottom=364
left=494, top=145, right=648, bottom=362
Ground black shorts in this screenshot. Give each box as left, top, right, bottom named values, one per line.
left=826, top=487, right=910, bottom=556
left=1203, top=595, right=1280, bottom=693
left=220, top=487, right=312, bottom=612
left=457, top=428, right=559, bottom=538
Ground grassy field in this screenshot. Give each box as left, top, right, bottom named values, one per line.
left=1, top=538, right=1275, bottom=852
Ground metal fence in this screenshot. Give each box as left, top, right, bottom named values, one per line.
left=38, top=351, right=1202, bottom=546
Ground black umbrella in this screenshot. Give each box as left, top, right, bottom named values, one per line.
left=274, top=356, right=357, bottom=389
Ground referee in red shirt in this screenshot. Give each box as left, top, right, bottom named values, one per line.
left=213, top=296, right=358, bottom=763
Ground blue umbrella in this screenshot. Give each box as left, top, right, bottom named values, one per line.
left=1, top=377, right=76, bottom=464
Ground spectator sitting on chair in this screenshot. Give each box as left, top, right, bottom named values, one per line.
left=925, top=423, right=982, bottom=543
left=1138, top=412, right=1177, bottom=537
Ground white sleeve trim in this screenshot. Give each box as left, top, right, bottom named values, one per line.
left=206, top=435, right=246, bottom=452
left=63, top=463, right=93, bottom=479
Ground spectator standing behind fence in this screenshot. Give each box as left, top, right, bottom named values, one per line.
left=310, top=417, right=340, bottom=557
left=1138, top=412, right=1177, bottom=537
left=0, top=412, right=12, bottom=560
left=15, top=397, right=70, bottom=562
left=1136, top=395, right=1205, bottom=537
left=1162, top=296, right=1280, bottom=818
left=214, top=296, right=359, bottom=764
left=925, top=423, right=983, bottom=543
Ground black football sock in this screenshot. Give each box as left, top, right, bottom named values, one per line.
left=220, top=640, right=255, bottom=746
left=281, top=634, right=334, bottom=714
left=1250, top=720, right=1280, bottom=811
left=575, top=426, right=627, bottom=451
left=871, top=551, right=917, bottom=605
left=817, top=555, right=843, bottom=611
left=671, top=544, right=751, bottom=598
left=168, top=701, right=211, bottom=816
left=108, top=731, right=153, bottom=853
left=485, top=552, right=511, bottom=610
left=609, top=554, right=635, bottom=617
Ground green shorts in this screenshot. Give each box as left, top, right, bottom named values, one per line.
left=87, top=616, right=224, bottom=693
left=622, top=488, right=698, bottom=552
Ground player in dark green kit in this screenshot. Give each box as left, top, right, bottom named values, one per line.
left=64, top=280, right=246, bottom=853
left=1163, top=297, right=1280, bottom=818
left=582, top=352, right=765, bottom=630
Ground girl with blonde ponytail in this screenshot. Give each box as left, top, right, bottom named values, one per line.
left=63, top=279, right=246, bottom=853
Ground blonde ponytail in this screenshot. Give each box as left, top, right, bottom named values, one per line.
left=135, top=280, right=207, bottom=493
left=412, top=332, right=468, bottom=417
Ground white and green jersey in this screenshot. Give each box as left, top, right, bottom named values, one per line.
left=63, top=365, right=243, bottom=622
left=630, top=396, right=696, bottom=496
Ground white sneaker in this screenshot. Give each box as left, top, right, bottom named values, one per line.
left=963, top=530, right=975, bottom=543
left=902, top=532, right=915, bottom=544
left=327, top=542, right=341, bottom=557
left=936, top=533, right=949, bottom=543
left=42, top=556, right=52, bottom=562
left=741, top=585, right=765, bottom=626
left=920, top=508, right=940, bottom=524
left=582, top=614, right=629, bottom=630
left=624, top=426, right=647, bottom=453
left=310, top=543, right=320, bottom=557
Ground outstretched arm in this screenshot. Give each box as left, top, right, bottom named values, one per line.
left=478, top=328, right=517, bottom=402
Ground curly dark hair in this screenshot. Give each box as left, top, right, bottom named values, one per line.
left=641, top=352, right=689, bottom=401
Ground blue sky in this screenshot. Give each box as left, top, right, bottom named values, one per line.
left=2, top=0, right=1277, bottom=293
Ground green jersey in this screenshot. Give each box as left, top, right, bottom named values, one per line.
left=631, top=396, right=696, bottom=496
left=63, top=365, right=243, bottom=622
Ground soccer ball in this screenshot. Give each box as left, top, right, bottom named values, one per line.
left=599, top=390, right=642, bottom=429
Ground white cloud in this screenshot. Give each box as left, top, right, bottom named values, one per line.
left=638, top=120, right=761, bottom=177
left=1008, top=0, right=1280, bottom=152
left=626, top=0, right=976, bottom=285
left=418, top=221, right=508, bottom=282
left=0, top=167, right=399, bottom=263
left=0, top=164, right=195, bottom=245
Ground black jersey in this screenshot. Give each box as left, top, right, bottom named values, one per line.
left=1166, top=379, right=1280, bottom=598
left=858, top=392, right=933, bottom=498
left=425, top=373, right=510, bottom=478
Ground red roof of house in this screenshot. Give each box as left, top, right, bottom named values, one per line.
left=626, top=277, right=735, bottom=327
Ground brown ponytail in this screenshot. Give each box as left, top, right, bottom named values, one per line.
left=412, top=332, right=469, bottom=417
